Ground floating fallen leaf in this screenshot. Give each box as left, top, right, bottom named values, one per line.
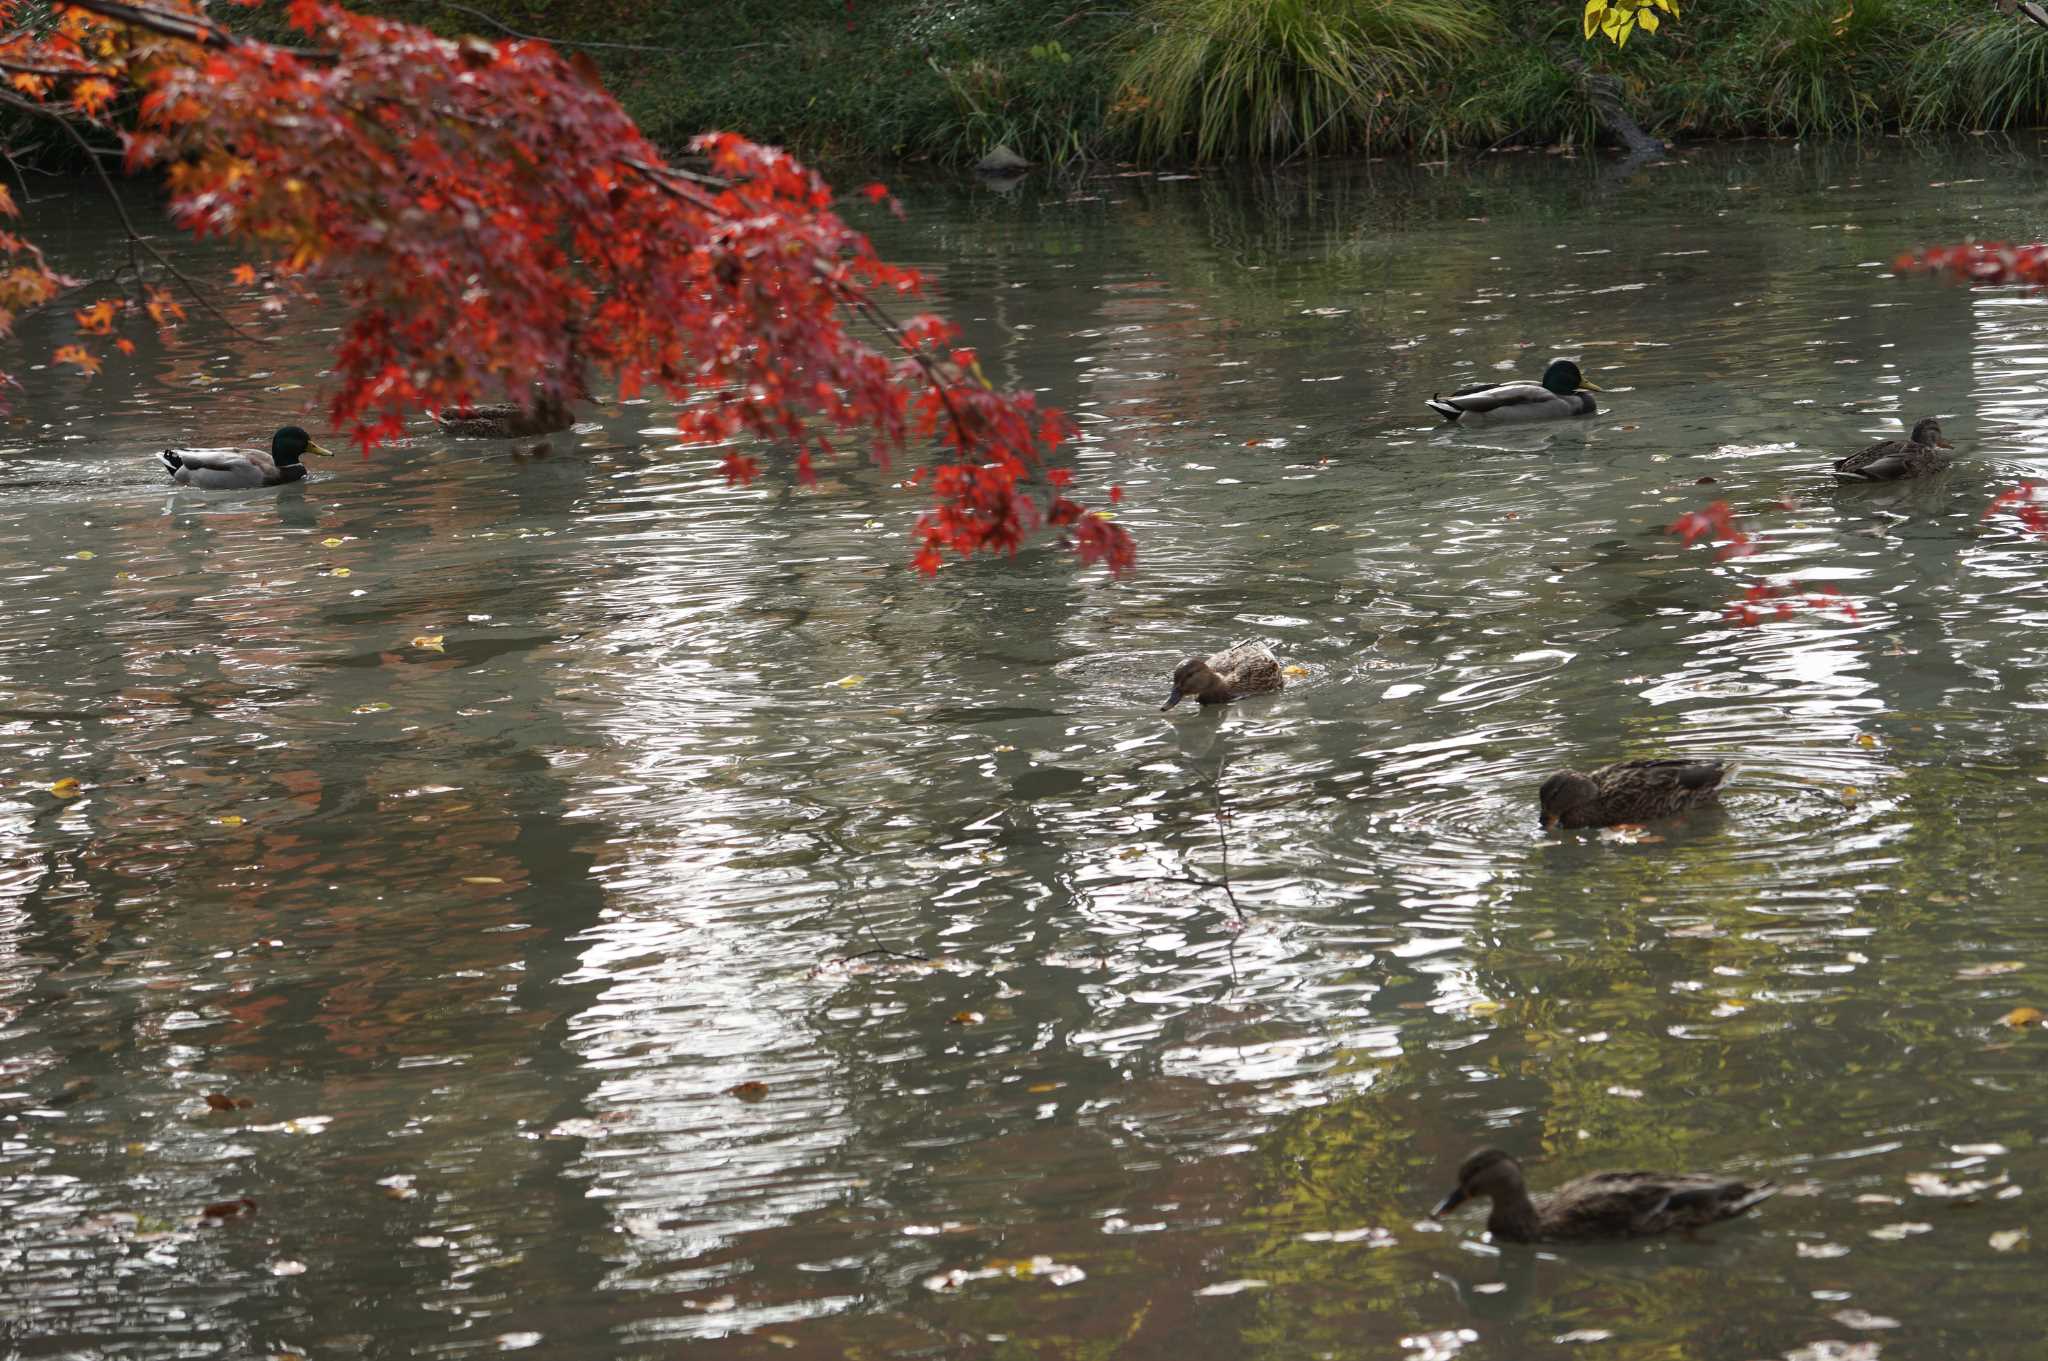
left=218, top=814, right=244, bottom=827
left=1026, top=1082, right=1060, bottom=1093
left=1467, top=999, right=1505, bottom=1017
left=377, top=1174, right=418, bottom=1200
left=48, top=778, right=81, bottom=799
left=1194, top=1279, right=1269, bottom=1297
left=828, top=674, right=865, bottom=689
left=922, top=1255, right=1085, bottom=1291
left=72, top=550, right=94, bottom=560
left=1907, top=1170, right=2006, bottom=1198
left=321, top=537, right=344, bottom=548
left=1990, top=1228, right=2029, bottom=1252
left=1867, top=1221, right=1932, bottom=1240
left=1281, top=664, right=1310, bottom=678
left=203, top=1092, right=252, bottom=1111
left=1958, top=962, right=2025, bottom=980
left=1797, top=1241, right=1850, bottom=1258
left=268, top=1259, right=307, bottom=1276
left=727, top=1081, right=770, bottom=1101
left=330, top=567, right=351, bottom=578
left=461, top=875, right=503, bottom=885
left=949, top=1011, right=984, bottom=1026
left=1998, top=1006, right=2043, bottom=1028
left=410, top=634, right=445, bottom=651
left=1832, top=1309, right=1900, bottom=1330
left=1841, top=785, right=1859, bottom=804
left=201, top=1197, right=258, bottom=1220
left=351, top=701, right=391, bottom=715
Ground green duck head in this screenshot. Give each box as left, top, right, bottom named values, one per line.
left=1433, top=1148, right=1526, bottom=1216
left=1540, top=358, right=1600, bottom=396
left=271, top=426, right=335, bottom=466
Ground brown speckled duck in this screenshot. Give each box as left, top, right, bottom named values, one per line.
left=1432, top=1148, right=1778, bottom=1244
left=1539, top=758, right=1732, bottom=830
left=1833, top=415, right=1953, bottom=482
left=1161, top=642, right=1283, bottom=710
left=433, top=394, right=575, bottom=440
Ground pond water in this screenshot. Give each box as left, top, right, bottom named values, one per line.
left=5, top=136, right=2048, bottom=1360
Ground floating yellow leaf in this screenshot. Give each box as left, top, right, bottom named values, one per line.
left=72, top=550, right=94, bottom=560
left=321, top=537, right=344, bottom=548
left=1282, top=664, right=1310, bottom=678
left=410, top=634, right=445, bottom=651
left=218, top=814, right=245, bottom=827
left=351, top=701, right=391, bottom=714
left=1857, top=733, right=1876, bottom=748
left=48, top=777, right=81, bottom=798
left=1026, top=1082, right=1061, bottom=1093
left=1999, top=1007, right=2043, bottom=1028
left=330, top=567, right=351, bottom=578
left=1467, top=999, right=1505, bottom=1016
left=828, top=674, right=865, bottom=689
left=461, top=875, right=504, bottom=885
left=1841, top=785, right=1859, bottom=803
left=1959, top=962, right=2025, bottom=980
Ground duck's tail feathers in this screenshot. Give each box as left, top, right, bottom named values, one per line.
left=1724, top=1181, right=1780, bottom=1216
left=1426, top=394, right=1462, bottom=423
left=158, top=449, right=183, bottom=480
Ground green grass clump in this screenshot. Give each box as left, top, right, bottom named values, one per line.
left=1118, top=0, right=1488, bottom=161
left=1909, top=10, right=2048, bottom=130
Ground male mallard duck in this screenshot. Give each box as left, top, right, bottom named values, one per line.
left=1426, top=358, right=1601, bottom=424
left=1833, top=415, right=1953, bottom=482
left=1161, top=641, right=1284, bottom=710
left=159, top=426, right=332, bottom=489
left=1539, top=758, right=1732, bottom=830
left=1432, top=1148, right=1778, bottom=1244
left=433, top=394, right=574, bottom=439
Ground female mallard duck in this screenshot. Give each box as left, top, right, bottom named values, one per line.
left=1432, top=1148, right=1778, bottom=1244
left=159, top=426, right=332, bottom=489
left=1539, top=758, right=1732, bottom=830
left=1833, top=415, right=1953, bottom=482
left=1161, top=641, right=1284, bottom=710
left=433, top=394, right=574, bottom=439
left=1426, top=358, right=1602, bottom=425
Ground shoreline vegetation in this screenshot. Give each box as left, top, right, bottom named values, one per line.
left=372, top=0, right=2048, bottom=168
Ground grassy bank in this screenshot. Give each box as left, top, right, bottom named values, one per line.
left=383, top=0, right=2048, bottom=166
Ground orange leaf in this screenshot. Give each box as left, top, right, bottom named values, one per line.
left=52, top=344, right=101, bottom=376
left=231, top=263, right=258, bottom=287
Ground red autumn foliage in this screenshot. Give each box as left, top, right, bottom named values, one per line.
left=1667, top=501, right=1860, bottom=628
left=0, top=0, right=1131, bottom=577
left=1985, top=480, right=2048, bottom=537
left=1895, top=242, right=2048, bottom=288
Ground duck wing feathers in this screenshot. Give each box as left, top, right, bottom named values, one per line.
left=1834, top=437, right=1950, bottom=482
left=1590, top=758, right=1731, bottom=822
left=1537, top=1170, right=1778, bottom=1240
left=159, top=448, right=282, bottom=489
left=1205, top=641, right=1283, bottom=697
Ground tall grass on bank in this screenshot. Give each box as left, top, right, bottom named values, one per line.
left=1120, top=0, right=1487, bottom=161
left=1909, top=11, right=2048, bottom=130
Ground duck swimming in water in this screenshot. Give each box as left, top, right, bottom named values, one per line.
left=1432, top=1148, right=1778, bottom=1243
left=1833, top=415, right=1953, bottom=482
left=1426, top=358, right=1602, bottom=425
left=433, top=394, right=575, bottom=439
left=1539, top=758, right=1732, bottom=830
left=159, top=426, right=333, bottom=489
left=1161, top=642, right=1284, bottom=710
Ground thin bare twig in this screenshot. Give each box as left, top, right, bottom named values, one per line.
left=0, top=90, right=267, bottom=342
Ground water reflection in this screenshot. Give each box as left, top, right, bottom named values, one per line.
left=6, top=141, right=2048, bottom=1356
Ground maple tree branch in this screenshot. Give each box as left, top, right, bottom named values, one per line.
left=0, top=89, right=265, bottom=341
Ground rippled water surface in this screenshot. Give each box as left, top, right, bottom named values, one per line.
left=7, top=141, right=2048, bottom=1359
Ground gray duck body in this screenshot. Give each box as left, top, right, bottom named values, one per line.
left=1427, top=358, right=1601, bottom=425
